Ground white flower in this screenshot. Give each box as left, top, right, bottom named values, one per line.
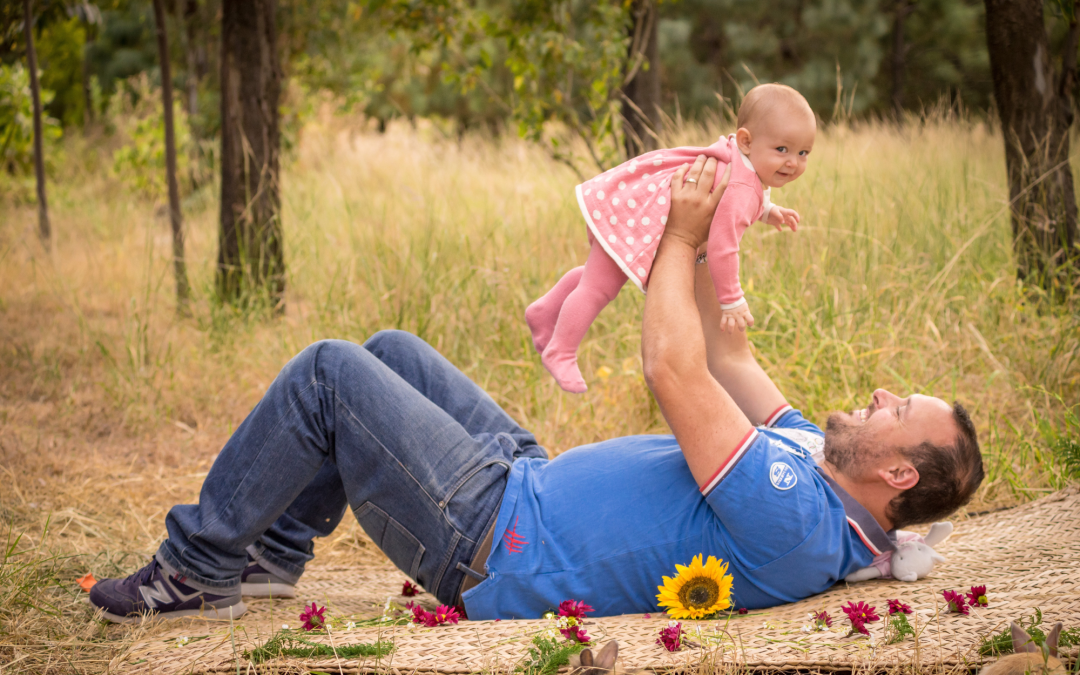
left=177, top=636, right=190, bottom=646
left=543, top=611, right=555, bottom=620
left=281, top=624, right=289, bottom=629
left=801, top=625, right=812, bottom=633
left=346, top=621, right=356, bottom=630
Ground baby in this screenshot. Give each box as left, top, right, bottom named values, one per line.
left=526, top=83, right=816, bottom=393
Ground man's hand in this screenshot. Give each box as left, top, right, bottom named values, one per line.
left=667, top=157, right=732, bottom=250
left=766, top=206, right=800, bottom=232
left=720, top=303, right=754, bottom=332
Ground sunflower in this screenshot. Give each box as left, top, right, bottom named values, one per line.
left=655, top=554, right=734, bottom=619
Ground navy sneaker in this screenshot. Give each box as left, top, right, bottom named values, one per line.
left=89, top=558, right=246, bottom=624
left=240, top=561, right=296, bottom=598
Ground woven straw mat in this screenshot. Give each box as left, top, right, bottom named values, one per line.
left=116, top=487, right=1079, bottom=674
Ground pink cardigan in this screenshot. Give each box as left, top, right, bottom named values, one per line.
left=575, top=135, right=769, bottom=307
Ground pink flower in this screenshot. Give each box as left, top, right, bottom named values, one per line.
left=412, top=605, right=438, bottom=627
left=402, top=580, right=420, bottom=597
left=657, top=622, right=683, bottom=652
left=887, top=599, right=912, bottom=615
left=435, top=605, right=461, bottom=625
left=737, top=607, right=748, bottom=615
left=966, top=585, right=988, bottom=607
left=558, top=600, right=594, bottom=619
left=299, top=602, right=327, bottom=631
left=813, top=610, right=833, bottom=628
left=841, top=601, right=880, bottom=636
left=561, top=624, right=591, bottom=643
left=943, top=590, right=969, bottom=615
left=643, top=613, right=652, bottom=619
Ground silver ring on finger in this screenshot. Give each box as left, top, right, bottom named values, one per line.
left=685, top=178, right=698, bottom=184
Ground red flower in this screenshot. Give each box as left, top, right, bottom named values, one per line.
left=841, top=601, right=880, bottom=635
left=435, top=605, right=461, bottom=625
left=558, top=600, right=594, bottom=619
left=887, top=599, right=913, bottom=615
left=411, top=604, right=460, bottom=627
left=966, top=585, right=988, bottom=607
left=561, top=624, right=591, bottom=643
left=656, top=622, right=683, bottom=652
left=738, top=608, right=748, bottom=615
left=813, top=610, right=833, bottom=627
left=299, top=602, right=327, bottom=631
left=943, top=590, right=969, bottom=615
left=402, top=580, right=420, bottom=597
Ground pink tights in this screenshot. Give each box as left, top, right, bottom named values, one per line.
left=525, top=238, right=627, bottom=393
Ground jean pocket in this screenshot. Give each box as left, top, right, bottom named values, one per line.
left=354, top=502, right=425, bottom=580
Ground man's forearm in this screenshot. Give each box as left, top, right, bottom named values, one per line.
left=642, top=237, right=707, bottom=391
left=694, top=263, right=789, bottom=425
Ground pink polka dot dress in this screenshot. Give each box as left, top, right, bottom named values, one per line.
left=575, top=134, right=769, bottom=305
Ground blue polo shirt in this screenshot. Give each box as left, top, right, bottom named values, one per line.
left=462, top=406, right=894, bottom=619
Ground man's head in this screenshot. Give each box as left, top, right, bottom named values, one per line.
left=823, top=389, right=983, bottom=530
left=735, top=83, right=816, bottom=189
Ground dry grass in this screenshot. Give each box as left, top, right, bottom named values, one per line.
left=0, top=107, right=1078, bottom=674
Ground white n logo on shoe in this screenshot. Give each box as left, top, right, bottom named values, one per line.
left=140, top=577, right=200, bottom=609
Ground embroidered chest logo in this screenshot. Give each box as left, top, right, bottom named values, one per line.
left=502, top=516, right=529, bottom=554
left=769, top=462, right=798, bottom=491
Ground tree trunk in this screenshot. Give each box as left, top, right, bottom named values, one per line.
left=984, top=0, right=1079, bottom=288
left=182, top=0, right=200, bottom=119
left=623, top=0, right=661, bottom=156
left=217, top=0, right=285, bottom=310
left=890, top=0, right=912, bottom=119
left=153, top=0, right=191, bottom=314
left=23, top=0, right=50, bottom=246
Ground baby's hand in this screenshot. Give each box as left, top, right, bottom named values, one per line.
left=720, top=303, right=754, bottom=332
left=767, top=206, right=800, bottom=232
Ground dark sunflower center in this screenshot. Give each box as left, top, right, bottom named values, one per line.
left=677, top=577, right=720, bottom=609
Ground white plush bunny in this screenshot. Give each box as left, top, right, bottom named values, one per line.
left=844, top=522, right=952, bottom=583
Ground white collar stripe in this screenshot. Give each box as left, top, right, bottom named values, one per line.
left=764, top=404, right=793, bottom=427
left=846, top=516, right=884, bottom=556
left=700, top=429, right=758, bottom=496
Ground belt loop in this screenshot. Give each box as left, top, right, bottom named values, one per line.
left=456, top=562, right=487, bottom=582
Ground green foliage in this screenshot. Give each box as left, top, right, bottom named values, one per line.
left=1027, top=392, right=1080, bottom=484
left=244, top=629, right=394, bottom=665
left=108, top=73, right=191, bottom=197
left=517, top=634, right=589, bottom=675
left=885, top=612, right=916, bottom=644
left=0, top=62, right=61, bottom=174
left=978, top=608, right=1080, bottom=656
left=36, top=16, right=87, bottom=127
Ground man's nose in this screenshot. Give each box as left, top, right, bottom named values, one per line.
left=872, top=389, right=900, bottom=409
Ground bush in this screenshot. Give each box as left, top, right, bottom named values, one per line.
left=0, top=63, right=62, bottom=175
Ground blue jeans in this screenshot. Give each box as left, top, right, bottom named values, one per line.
left=157, top=331, right=546, bottom=605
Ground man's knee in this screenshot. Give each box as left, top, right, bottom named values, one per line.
left=362, top=329, right=424, bottom=355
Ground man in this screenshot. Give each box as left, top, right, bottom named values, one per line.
left=89, top=157, right=983, bottom=623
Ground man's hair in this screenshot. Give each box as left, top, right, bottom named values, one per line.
left=737, top=83, right=814, bottom=131
left=886, top=402, right=983, bottom=529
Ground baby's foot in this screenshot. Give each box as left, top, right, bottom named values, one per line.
left=525, top=300, right=556, bottom=355
left=540, top=348, right=588, bottom=394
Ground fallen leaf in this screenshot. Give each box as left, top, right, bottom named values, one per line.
left=77, top=573, right=97, bottom=592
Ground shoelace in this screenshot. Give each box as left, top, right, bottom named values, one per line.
left=133, top=558, right=161, bottom=588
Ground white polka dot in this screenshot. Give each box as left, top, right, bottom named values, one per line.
left=626, top=236, right=635, bottom=245
left=606, top=175, right=613, bottom=182
left=597, top=190, right=605, bottom=200
left=611, top=197, right=620, bottom=206
left=642, top=216, right=651, bottom=226
left=608, top=234, right=617, bottom=243
left=661, top=179, right=669, bottom=187
left=627, top=199, right=636, bottom=208
left=618, top=181, right=626, bottom=190
left=625, top=254, right=634, bottom=262
left=633, top=184, right=640, bottom=190
left=585, top=188, right=591, bottom=195
left=637, top=267, right=647, bottom=277
left=593, top=210, right=602, bottom=220
left=643, top=173, right=651, bottom=179
left=653, top=159, right=662, bottom=166
left=643, top=234, right=652, bottom=243
left=627, top=219, right=635, bottom=228
left=658, top=196, right=666, bottom=205
left=609, top=215, right=618, bottom=225
left=660, top=216, right=667, bottom=224
left=628, top=162, right=638, bottom=174
left=648, top=184, right=657, bottom=192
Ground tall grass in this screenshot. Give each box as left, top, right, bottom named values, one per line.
left=0, top=107, right=1078, bottom=673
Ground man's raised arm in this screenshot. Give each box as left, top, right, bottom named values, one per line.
left=641, top=156, right=756, bottom=490
left=695, top=263, right=790, bottom=426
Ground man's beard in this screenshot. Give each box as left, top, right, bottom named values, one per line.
left=824, top=412, right=888, bottom=477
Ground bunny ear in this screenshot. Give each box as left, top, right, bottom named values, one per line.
left=592, top=641, right=619, bottom=673
left=1011, top=622, right=1039, bottom=653
left=579, top=649, right=594, bottom=668
left=1045, top=622, right=1063, bottom=657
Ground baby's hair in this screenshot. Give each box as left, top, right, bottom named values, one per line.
left=737, top=83, right=814, bottom=132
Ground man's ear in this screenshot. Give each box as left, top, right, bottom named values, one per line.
left=735, top=127, right=753, bottom=154
left=879, top=459, right=919, bottom=491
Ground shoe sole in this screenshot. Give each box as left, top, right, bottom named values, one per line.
left=240, top=582, right=296, bottom=598
left=98, top=601, right=247, bottom=624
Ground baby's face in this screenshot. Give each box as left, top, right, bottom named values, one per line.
left=740, top=115, right=816, bottom=189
